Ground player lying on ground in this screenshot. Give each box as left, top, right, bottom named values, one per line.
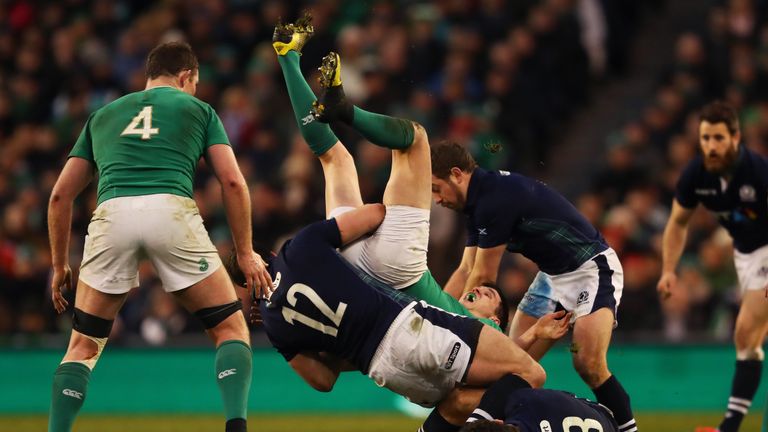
left=430, top=143, right=637, bottom=432
left=229, top=206, right=546, bottom=411
left=458, top=374, right=619, bottom=432
left=47, top=42, right=271, bottom=432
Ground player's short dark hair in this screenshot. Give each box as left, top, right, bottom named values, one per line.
left=146, top=41, right=199, bottom=79
left=699, top=100, right=740, bottom=135
left=483, top=282, right=510, bottom=331
left=459, top=420, right=520, bottom=432
left=431, top=141, right=477, bottom=179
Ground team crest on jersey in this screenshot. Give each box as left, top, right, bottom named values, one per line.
left=577, top=290, right=589, bottom=306
left=740, top=185, right=756, bottom=202
left=538, top=420, right=552, bottom=432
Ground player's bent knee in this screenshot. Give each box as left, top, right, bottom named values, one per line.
left=194, top=300, right=243, bottom=330
left=737, top=346, right=765, bottom=361
left=64, top=308, right=113, bottom=370
left=572, top=355, right=607, bottom=387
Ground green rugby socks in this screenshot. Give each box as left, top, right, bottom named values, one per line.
left=349, top=106, right=415, bottom=150
left=277, top=51, right=338, bottom=156
left=49, top=362, right=91, bottom=432
left=215, top=340, right=252, bottom=432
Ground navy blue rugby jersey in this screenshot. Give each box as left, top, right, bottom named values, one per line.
left=675, top=146, right=768, bottom=253
left=259, top=219, right=410, bottom=373
left=464, top=168, right=608, bottom=275
left=504, top=389, right=618, bottom=432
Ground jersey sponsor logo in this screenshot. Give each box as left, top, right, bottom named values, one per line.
left=498, top=170, right=511, bottom=176
left=740, top=185, right=756, bottom=202
left=301, top=114, right=315, bottom=126
left=62, top=389, right=83, bottom=399
left=198, top=258, right=209, bottom=272
left=539, top=420, right=552, bottom=432
left=444, top=342, right=462, bottom=369
left=218, top=368, right=237, bottom=379
left=695, top=188, right=718, bottom=196
left=577, top=290, right=590, bottom=306
left=478, top=228, right=488, bottom=236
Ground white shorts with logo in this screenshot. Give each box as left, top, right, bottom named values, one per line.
left=78, top=194, right=222, bottom=294
left=734, top=244, right=768, bottom=292
left=329, top=205, right=429, bottom=289
left=518, top=248, right=624, bottom=323
left=367, top=301, right=479, bottom=408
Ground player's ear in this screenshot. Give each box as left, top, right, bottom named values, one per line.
left=450, top=167, right=463, bottom=183
left=178, top=69, right=192, bottom=87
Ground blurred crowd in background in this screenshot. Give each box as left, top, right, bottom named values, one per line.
left=0, top=0, right=762, bottom=346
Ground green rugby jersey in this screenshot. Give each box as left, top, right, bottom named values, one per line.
left=69, top=86, right=230, bottom=205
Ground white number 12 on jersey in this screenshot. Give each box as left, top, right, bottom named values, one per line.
left=281, top=283, right=347, bottom=337
left=121, top=106, right=159, bottom=140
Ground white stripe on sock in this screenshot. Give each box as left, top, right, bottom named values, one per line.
left=471, top=408, right=493, bottom=421
left=729, top=396, right=752, bottom=407
left=465, top=418, right=479, bottom=423
left=728, top=403, right=749, bottom=415
left=618, top=419, right=636, bottom=429
left=623, top=427, right=638, bottom=432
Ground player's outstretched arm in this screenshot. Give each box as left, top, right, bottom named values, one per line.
left=333, top=203, right=385, bottom=246
left=48, top=157, right=94, bottom=313
left=657, top=199, right=694, bottom=299
left=206, top=144, right=273, bottom=297
left=464, top=245, right=506, bottom=295
left=444, top=246, right=477, bottom=299
left=514, top=311, right=572, bottom=353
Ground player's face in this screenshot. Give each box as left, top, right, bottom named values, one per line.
left=699, top=121, right=740, bottom=174
left=431, top=175, right=465, bottom=211
left=460, top=286, right=502, bottom=321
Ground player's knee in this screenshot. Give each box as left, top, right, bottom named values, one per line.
left=196, top=300, right=248, bottom=342
left=572, top=354, right=606, bottom=387
left=411, top=122, right=429, bottom=149
left=64, top=308, right=113, bottom=370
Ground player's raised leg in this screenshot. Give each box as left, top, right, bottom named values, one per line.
left=49, top=282, right=127, bottom=432
left=273, top=16, right=361, bottom=215
left=571, top=308, right=636, bottom=432
left=173, top=267, right=252, bottom=432
left=717, top=289, right=768, bottom=432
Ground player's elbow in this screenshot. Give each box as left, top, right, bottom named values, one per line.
left=220, top=174, right=247, bottom=193
left=528, top=363, right=546, bottom=388
left=308, top=374, right=337, bottom=392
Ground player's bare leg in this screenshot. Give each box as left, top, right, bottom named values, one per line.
left=465, top=325, right=546, bottom=388
left=572, top=307, right=636, bottom=432
left=383, top=122, right=431, bottom=209
left=173, top=267, right=251, bottom=432
left=716, top=289, right=768, bottom=432
left=509, top=310, right=557, bottom=361
left=422, top=387, right=486, bottom=431
left=49, top=281, right=127, bottom=432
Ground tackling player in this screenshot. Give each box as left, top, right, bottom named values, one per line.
left=657, top=101, right=768, bottom=432
left=430, top=144, right=636, bottom=432
left=237, top=206, right=546, bottom=411
left=458, top=375, right=618, bottom=432
left=46, top=42, right=271, bottom=432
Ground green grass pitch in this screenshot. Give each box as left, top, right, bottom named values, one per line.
left=1, top=413, right=762, bottom=431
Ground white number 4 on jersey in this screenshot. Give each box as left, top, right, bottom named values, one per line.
left=121, top=106, right=159, bottom=140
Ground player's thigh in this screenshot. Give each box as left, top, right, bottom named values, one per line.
left=318, top=141, right=364, bottom=216
left=510, top=310, right=557, bottom=361
left=437, top=387, right=486, bottom=424
left=466, top=325, right=545, bottom=388
left=383, top=122, right=431, bottom=209
left=570, top=307, right=614, bottom=380
left=734, top=289, right=768, bottom=349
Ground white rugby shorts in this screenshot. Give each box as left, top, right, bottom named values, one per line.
left=78, top=194, right=222, bottom=294
left=734, top=243, right=768, bottom=292
left=330, top=205, right=429, bottom=289
left=518, top=248, right=624, bottom=323
left=367, top=302, right=475, bottom=408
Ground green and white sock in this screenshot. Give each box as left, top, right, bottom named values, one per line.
left=215, top=340, right=252, bottom=432
left=49, top=362, right=91, bottom=432
left=277, top=51, right=339, bottom=156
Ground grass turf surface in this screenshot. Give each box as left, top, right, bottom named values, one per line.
left=2, top=413, right=762, bottom=431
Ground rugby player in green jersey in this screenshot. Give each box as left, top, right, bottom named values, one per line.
left=47, top=42, right=271, bottom=432
left=270, top=16, right=570, bottom=431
